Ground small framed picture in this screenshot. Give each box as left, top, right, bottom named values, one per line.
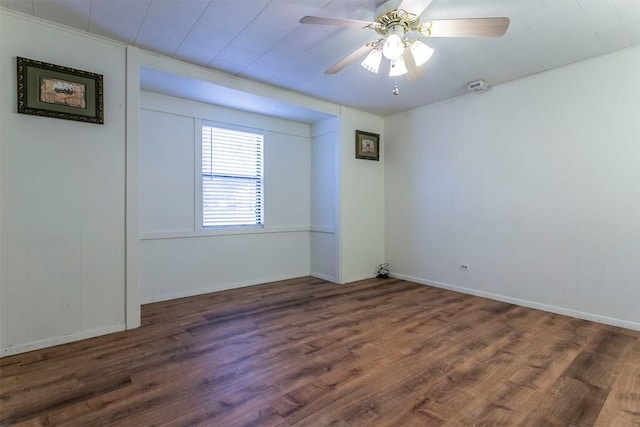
left=17, top=57, right=104, bottom=124
left=355, top=130, right=380, bottom=161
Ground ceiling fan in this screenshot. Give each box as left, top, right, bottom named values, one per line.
left=299, top=0, right=509, bottom=83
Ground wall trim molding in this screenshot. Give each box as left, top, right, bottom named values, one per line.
left=342, top=273, right=377, bottom=285
left=125, top=45, right=141, bottom=330
left=310, top=272, right=338, bottom=283
left=391, top=273, right=640, bottom=332
left=310, top=226, right=335, bottom=234
left=1, top=324, right=125, bottom=357
left=140, top=226, right=310, bottom=241
left=142, top=273, right=309, bottom=304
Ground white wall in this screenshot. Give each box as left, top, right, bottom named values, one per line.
left=139, top=91, right=312, bottom=302
left=0, top=9, right=389, bottom=357
left=310, top=117, right=340, bottom=282
left=339, top=108, right=385, bottom=283
left=0, top=10, right=127, bottom=355
left=385, top=46, right=640, bottom=329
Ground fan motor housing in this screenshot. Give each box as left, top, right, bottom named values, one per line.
left=374, top=10, right=419, bottom=35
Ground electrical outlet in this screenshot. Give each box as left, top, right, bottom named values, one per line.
left=459, top=264, right=469, bottom=271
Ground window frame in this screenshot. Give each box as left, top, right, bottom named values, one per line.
left=196, top=119, right=265, bottom=231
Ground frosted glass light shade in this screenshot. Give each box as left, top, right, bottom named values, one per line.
left=382, top=33, right=404, bottom=60
left=410, top=40, right=434, bottom=67
left=361, top=49, right=382, bottom=73
left=389, top=57, right=408, bottom=76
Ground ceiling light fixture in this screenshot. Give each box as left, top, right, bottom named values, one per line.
left=389, top=56, right=408, bottom=77
left=382, top=25, right=405, bottom=60
left=361, top=49, right=383, bottom=73
left=409, top=40, right=434, bottom=67
left=361, top=25, right=434, bottom=79
left=300, top=2, right=510, bottom=95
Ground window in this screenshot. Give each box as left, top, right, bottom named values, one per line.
left=201, top=123, right=264, bottom=228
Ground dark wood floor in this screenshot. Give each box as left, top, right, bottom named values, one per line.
left=1, top=277, right=639, bottom=426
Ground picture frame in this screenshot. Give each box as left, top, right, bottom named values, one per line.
left=17, top=57, right=104, bottom=124
left=355, top=130, right=380, bottom=161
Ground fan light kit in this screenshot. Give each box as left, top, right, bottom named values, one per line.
left=299, top=0, right=510, bottom=95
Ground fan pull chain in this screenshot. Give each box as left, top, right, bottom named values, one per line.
left=392, top=77, right=399, bottom=95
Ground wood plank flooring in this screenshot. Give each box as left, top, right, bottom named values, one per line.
left=1, top=276, right=639, bottom=426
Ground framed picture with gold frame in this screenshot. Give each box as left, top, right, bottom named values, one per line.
left=17, top=56, right=104, bottom=124
left=355, top=130, right=379, bottom=161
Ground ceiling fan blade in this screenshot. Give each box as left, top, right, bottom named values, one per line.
left=397, top=0, right=433, bottom=16
left=325, top=44, right=373, bottom=74
left=403, top=48, right=425, bottom=82
left=300, top=15, right=377, bottom=28
left=425, top=18, right=510, bottom=38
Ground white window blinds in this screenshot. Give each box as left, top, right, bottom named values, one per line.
left=202, top=124, right=264, bottom=228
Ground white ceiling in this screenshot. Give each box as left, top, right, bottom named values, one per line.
left=3, top=0, right=640, bottom=118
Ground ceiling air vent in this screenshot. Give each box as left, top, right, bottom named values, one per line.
left=468, top=79, right=488, bottom=92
